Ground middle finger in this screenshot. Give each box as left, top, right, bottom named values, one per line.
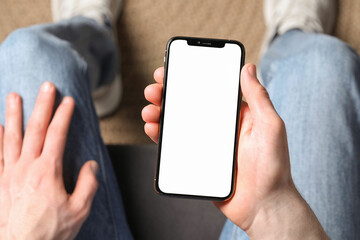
left=22, top=82, right=56, bottom=158
left=144, top=83, right=163, bottom=106
left=142, top=104, right=161, bottom=123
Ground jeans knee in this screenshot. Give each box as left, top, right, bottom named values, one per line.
left=3, top=27, right=46, bottom=58
left=3, top=27, right=58, bottom=64
left=0, top=26, right=88, bottom=93
left=307, top=35, right=360, bottom=85
left=1, top=26, right=87, bottom=79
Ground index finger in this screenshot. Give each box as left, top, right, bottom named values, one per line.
left=153, top=67, right=164, bottom=84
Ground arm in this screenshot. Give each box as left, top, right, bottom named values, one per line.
left=142, top=63, right=328, bottom=239
left=0, top=82, right=98, bottom=240
left=246, top=187, right=328, bottom=239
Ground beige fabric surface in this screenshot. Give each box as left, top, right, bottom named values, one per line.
left=0, top=0, right=359, bottom=144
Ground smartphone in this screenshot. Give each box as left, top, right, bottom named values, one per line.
left=155, top=36, right=245, bottom=200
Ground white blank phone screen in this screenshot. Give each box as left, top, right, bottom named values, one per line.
left=158, top=39, right=242, bottom=198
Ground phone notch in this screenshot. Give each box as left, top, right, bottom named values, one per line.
left=186, top=38, right=225, bottom=48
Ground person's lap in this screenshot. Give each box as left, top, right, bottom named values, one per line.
left=0, top=17, right=132, bottom=239
left=220, top=30, right=360, bottom=239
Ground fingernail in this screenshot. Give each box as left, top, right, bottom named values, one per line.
left=42, top=82, right=53, bottom=92
left=7, top=93, right=15, bottom=102
left=7, top=93, right=19, bottom=106
left=90, top=161, right=99, bottom=174
left=247, top=65, right=257, bottom=78
left=62, top=96, right=74, bottom=105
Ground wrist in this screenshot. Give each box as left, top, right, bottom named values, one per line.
left=245, top=183, right=328, bottom=240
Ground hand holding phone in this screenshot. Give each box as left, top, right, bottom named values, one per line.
left=142, top=61, right=321, bottom=237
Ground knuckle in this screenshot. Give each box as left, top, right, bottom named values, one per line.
left=71, top=199, right=91, bottom=219
left=259, top=112, right=286, bottom=136
left=255, top=84, right=270, bottom=99
left=6, top=131, right=22, bottom=145
left=70, top=200, right=83, bottom=213
left=28, top=120, right=47, bottom=134
left=78, top=204, right=91, bottom=221
left=47, top=124, right=65, bottom=137
left=271, top=116, right=286, bottom=135
left=67, top=202, right=86, bottom=222
left=41, top=155, right=60, bottom=170
left=44, top=155, right=57, bottom=165
left=73, top=201, right=85, bottom=214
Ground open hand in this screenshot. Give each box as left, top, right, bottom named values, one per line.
left=0, top=82, right=98, bottom=240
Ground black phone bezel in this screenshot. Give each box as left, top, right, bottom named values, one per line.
left=154, top=36, right=245, bottom=201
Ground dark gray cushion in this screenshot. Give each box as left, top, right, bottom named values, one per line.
left=108, top=144, right=226, bottom=240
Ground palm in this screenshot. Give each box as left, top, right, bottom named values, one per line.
left=214, top=103, right=291, bottom=229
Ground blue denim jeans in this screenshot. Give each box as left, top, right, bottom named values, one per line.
left=220, top=30, right=360, bottom=239
left=1, top=15, right=359, bottom=239
left=0, top=17, right=133, bottom=239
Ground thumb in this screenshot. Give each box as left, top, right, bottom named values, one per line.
left=241, top=64, right=277, bottom=120
left=69, top=160, right=99, bottom=216
left=239, top=101, right=253, bottom=136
